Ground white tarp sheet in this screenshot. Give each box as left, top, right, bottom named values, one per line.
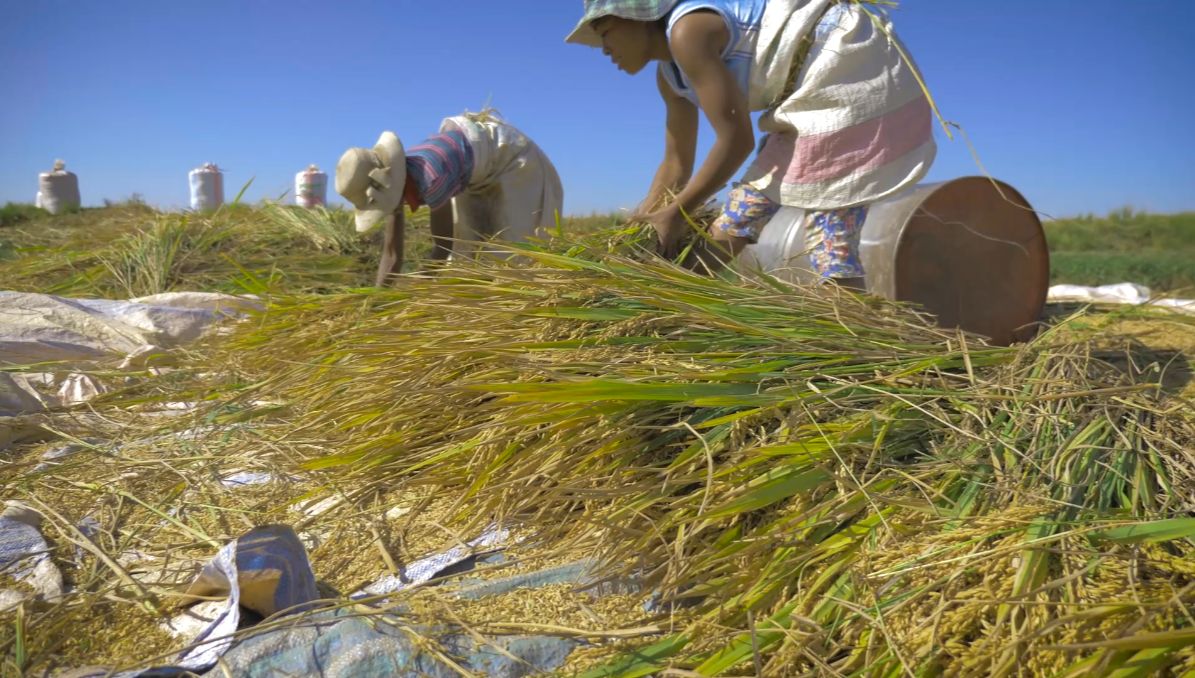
left=0, top=291, right=260, bottom=367
left=1047, top=283, right=1195, bottom=313
left=0, top=503, right=63, bottom=611
left=1, top=291, right=260, bottom=448
left=354, top=526, right=508, bottom=599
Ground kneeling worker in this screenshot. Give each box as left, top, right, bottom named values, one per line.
left=336, top=111, right=564, bottom=285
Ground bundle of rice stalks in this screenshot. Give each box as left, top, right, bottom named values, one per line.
left=184, top=241, right=1194, bottom=676
left=3, top=228, right=1192, bottom=675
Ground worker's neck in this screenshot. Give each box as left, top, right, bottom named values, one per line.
left=402, top=176, right=423, bottom=211
left=647, top=25, right=671, bottom=62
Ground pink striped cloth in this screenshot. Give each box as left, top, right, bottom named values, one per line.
left=741, top=1, right=936, bottom=209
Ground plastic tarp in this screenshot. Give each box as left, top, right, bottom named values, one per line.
left=353, top=527, right=508, bottom=599
left=0, top=372, right=47, bottom=418
left=1047, top=283, right=1195, bottom=313
left=0, top=291, right=261, bottom=367
left=1, top=291, right=259, bottom=448
left=196, top=612, right=575, bottom=678
left=70, top=525, right=529, bottom=676
left=169, top=525, right=320, bottom=672
left=58, top=522, right=614, bottom=676
left=0, top=503, right=63, bottom=611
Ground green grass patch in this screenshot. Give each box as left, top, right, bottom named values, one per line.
left=0, top=202, right=50, bottom=228
left=1044, top=208, right=1195, bottom=252
left=0, top=203, right=392, bottom=297
left=1045, top=208, right=1195, bottom=291
left=1050, top=251, right=1195, bottom=293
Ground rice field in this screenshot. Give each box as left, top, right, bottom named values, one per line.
left=1, top=204, right=1193, bottom=676
left=1045, top=209, right=1195, bottom=293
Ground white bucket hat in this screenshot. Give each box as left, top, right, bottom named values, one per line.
left=335, top=131, right=407, bottom=233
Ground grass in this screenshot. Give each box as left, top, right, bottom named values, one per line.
left=0, top=202, right=621, bottom=298
left=1050, top=251, right=1195, bottom=294
left=177, top=238, right=1194, bottom=676
left=0, top=202, right=404, bottom=297
left=1, top=205, right=1194, bottom=675
left=1045, top=208, right=1195, bottom=292
left=6, top=202, right=1195, bottom=293
left=1045, top=208, right=1195, bottom=252
left=0, top=202, right=49, bottom=229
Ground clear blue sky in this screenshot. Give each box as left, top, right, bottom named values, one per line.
left=2, top=1, right=1192, bottom=218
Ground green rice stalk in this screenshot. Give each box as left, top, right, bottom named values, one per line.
left=188, top=236, right=1195, bottom=676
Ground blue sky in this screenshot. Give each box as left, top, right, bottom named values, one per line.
left=1, top=1, right=1192, bottom=218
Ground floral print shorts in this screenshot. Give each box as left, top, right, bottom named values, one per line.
left=802, top=204, right=868, bottom=279
left=711, top=183, right=868, bottom=279
left=710, top=183, right=783, bottom=242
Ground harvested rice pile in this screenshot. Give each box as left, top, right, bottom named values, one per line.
left=2, top=219, right=1194, bottom=675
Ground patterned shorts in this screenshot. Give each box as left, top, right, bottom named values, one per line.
left=710, top=183, right=782, bottom=243
left=804, top=205, right=868, bottom=279
left=710, top=184, right=868, bottom=279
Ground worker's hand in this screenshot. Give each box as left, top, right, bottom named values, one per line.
left=643, top=205, right=690, bottom=260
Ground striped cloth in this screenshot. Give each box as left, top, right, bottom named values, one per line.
left=405, top=129, right=475, bottom=210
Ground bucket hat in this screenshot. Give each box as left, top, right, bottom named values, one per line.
left=335, top=131, right=406, bottom=233
left=564, top=0, right=679, bottom=47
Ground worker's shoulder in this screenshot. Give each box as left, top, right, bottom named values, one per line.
left=669, top=8, right=732, bottom=59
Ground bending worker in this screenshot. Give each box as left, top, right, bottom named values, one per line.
left=567, top=0, right=936, bottom=288
left=335, top=111, right=564, bottom=285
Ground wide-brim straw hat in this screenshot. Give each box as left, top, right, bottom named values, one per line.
left=335, top=131, right=406, bottom=233
left=564, top=0, right=679, bottom=47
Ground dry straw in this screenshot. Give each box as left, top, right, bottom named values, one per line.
left=199, top=234, right=1195, bottom=676
left=2, top=211, right=1193, bottom=676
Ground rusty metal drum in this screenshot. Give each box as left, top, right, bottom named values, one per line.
left=735, top=177, right=1049, bottom=345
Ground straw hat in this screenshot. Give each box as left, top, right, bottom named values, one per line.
left=564, top=0, right=679, bottom=47
left=335, top=131, right=407, bottom=233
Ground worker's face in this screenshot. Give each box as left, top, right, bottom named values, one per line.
left=592, top=16, right=653, bottom=75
